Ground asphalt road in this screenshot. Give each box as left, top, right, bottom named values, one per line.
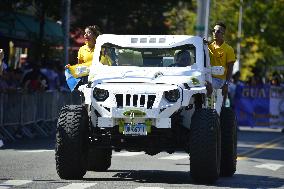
left=0, top=127, right=284, bottom=189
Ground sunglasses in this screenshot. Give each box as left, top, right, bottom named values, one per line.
left=211, top=29, right=224, bottom=34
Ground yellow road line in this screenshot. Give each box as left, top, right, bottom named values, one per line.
left=237, top=135, right=284, bottom=160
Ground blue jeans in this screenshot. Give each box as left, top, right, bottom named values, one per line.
left=212, top=77, right=225, bottom=89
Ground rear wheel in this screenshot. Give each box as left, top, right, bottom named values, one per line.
left=220, top=107, right=237, bottom=177
left=55, top=105, right=89, bottom=179
left=87, top=147, right=112, bottom=171
left=190, top=109, right=221, bottom=184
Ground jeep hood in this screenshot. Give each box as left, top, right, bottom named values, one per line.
left=89, top=66, right=203, bottom=86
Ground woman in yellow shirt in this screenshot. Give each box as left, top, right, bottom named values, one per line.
left=65, top=25, right=113, bottom=90
left=77, top=25, right=101, bottom=66
left=66, top=25, right=101, bottom=70
left=64, top=25, right=102, bottom=90
left=66, top=25, right=112, bottom=76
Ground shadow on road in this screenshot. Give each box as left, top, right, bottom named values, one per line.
left=0, top=137, right=55, bottom=150
left=83, top=170, right=284, bottom=188
left=85, top=170, right=192, bottom=184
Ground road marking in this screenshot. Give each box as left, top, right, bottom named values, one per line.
left=17, top=150, right=54, bottom=153
left=136, top=187, right=164, bottom=189
left=237, top=156, right=248, bottom=160
left=0, top=180, right=32, bottom=189
left=57, top=183, right=97, bottom=189
left=255, top=163, right=284, bottom=171
left=238, top=135, right=284, bottom=160
left=238, top=143, right=284, bottom=150
left=113, top=152, right=144, bottom=156
left=158, top=154, right=188, bottom=160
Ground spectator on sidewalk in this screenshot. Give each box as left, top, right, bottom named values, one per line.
left=270, top=72, right=281, bottom=86
left=22, top=64, right=48, bottom=92
left=228, top=71, right=244, bottom=108
left=41, top=61, right=60, bottom=91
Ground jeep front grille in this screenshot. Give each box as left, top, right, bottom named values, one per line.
left=115, top=94, right=156, bottom=109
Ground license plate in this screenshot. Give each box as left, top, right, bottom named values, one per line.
left=123, top=123, right=147, bottom=136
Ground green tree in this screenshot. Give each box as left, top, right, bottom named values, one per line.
left=71, top=0, right=177, bottom=34
left=163, top=1, right=196, bottom=35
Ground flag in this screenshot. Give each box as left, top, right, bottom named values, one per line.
left=65, top=69, right=81, bottom=91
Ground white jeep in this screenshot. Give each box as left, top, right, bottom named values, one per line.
left=55, top=35, right=237, bottom=184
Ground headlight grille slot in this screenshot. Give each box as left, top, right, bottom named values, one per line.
left=115, top=94, right=156, bottom=109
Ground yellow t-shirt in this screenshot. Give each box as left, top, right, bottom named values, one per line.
left=208, top=41, right=236, bottom=80
left=69, top=45, right=112, bottom=78
left=68, top=44, right=94, bottom=78
left=77, top=44, right=94, bottom=66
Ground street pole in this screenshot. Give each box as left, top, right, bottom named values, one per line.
left=204, top=0, right=211, bottom=40
left=234, top=0, right=243, bottom=73
left=196, top=0, right=210, bottom=39
left=63, top=0, right=70, bottom=66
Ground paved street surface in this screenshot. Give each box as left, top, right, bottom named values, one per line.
left=0, top=127, right=284, bottom=189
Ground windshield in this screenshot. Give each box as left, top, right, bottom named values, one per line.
left=100, top=44, right=196, bottom=67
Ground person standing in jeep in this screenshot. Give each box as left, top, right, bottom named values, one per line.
left=208, top=22, right=236, bottom=104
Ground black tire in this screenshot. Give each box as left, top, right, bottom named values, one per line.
left=190, top=108, right=221, bottom=184
left=55, top=105, right=89, bottom=179
left=87, top=148, right=112, bottom=171
left=220, top=107, right=237, bottom=177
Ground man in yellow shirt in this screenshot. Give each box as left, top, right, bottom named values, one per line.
left=208, top=22, right=236, bottom=99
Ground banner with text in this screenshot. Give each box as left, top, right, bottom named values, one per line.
left=234, top=85, right=284, bottom=128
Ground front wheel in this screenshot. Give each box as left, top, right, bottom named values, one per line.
left=55, top=105, right=89, bottom=179
left=190, top=109, right=221, bottom=184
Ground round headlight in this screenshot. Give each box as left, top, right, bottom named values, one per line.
left=93, top=87, right=109, bottom=101
left=164, top=89, right=180, bottom=102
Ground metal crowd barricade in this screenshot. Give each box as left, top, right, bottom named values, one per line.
left=44, top=91, right=55, bottom=122
left=0, top=93, right=10, bottom=140
left=36, top=92, right=46, bottom=122
left=2, top=92, right=22, bottom=126
left=53, top=91, right=65, bottom=120
left=51, top=91, right=60, bottom=121
left=0, top=93, right=3, bottom=127
left=21, top=93, right=37, bottom=125
left=0, top=90, right=83, bottom=141
left=1, top=92, right=22, bottom=141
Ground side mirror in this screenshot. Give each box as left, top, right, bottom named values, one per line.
left=211, top=66, right=224, bottom=75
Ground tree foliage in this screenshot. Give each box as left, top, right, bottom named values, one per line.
left=163, top=1, right=196, bottom=35
left=71, top=0, right=177, bottom=34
